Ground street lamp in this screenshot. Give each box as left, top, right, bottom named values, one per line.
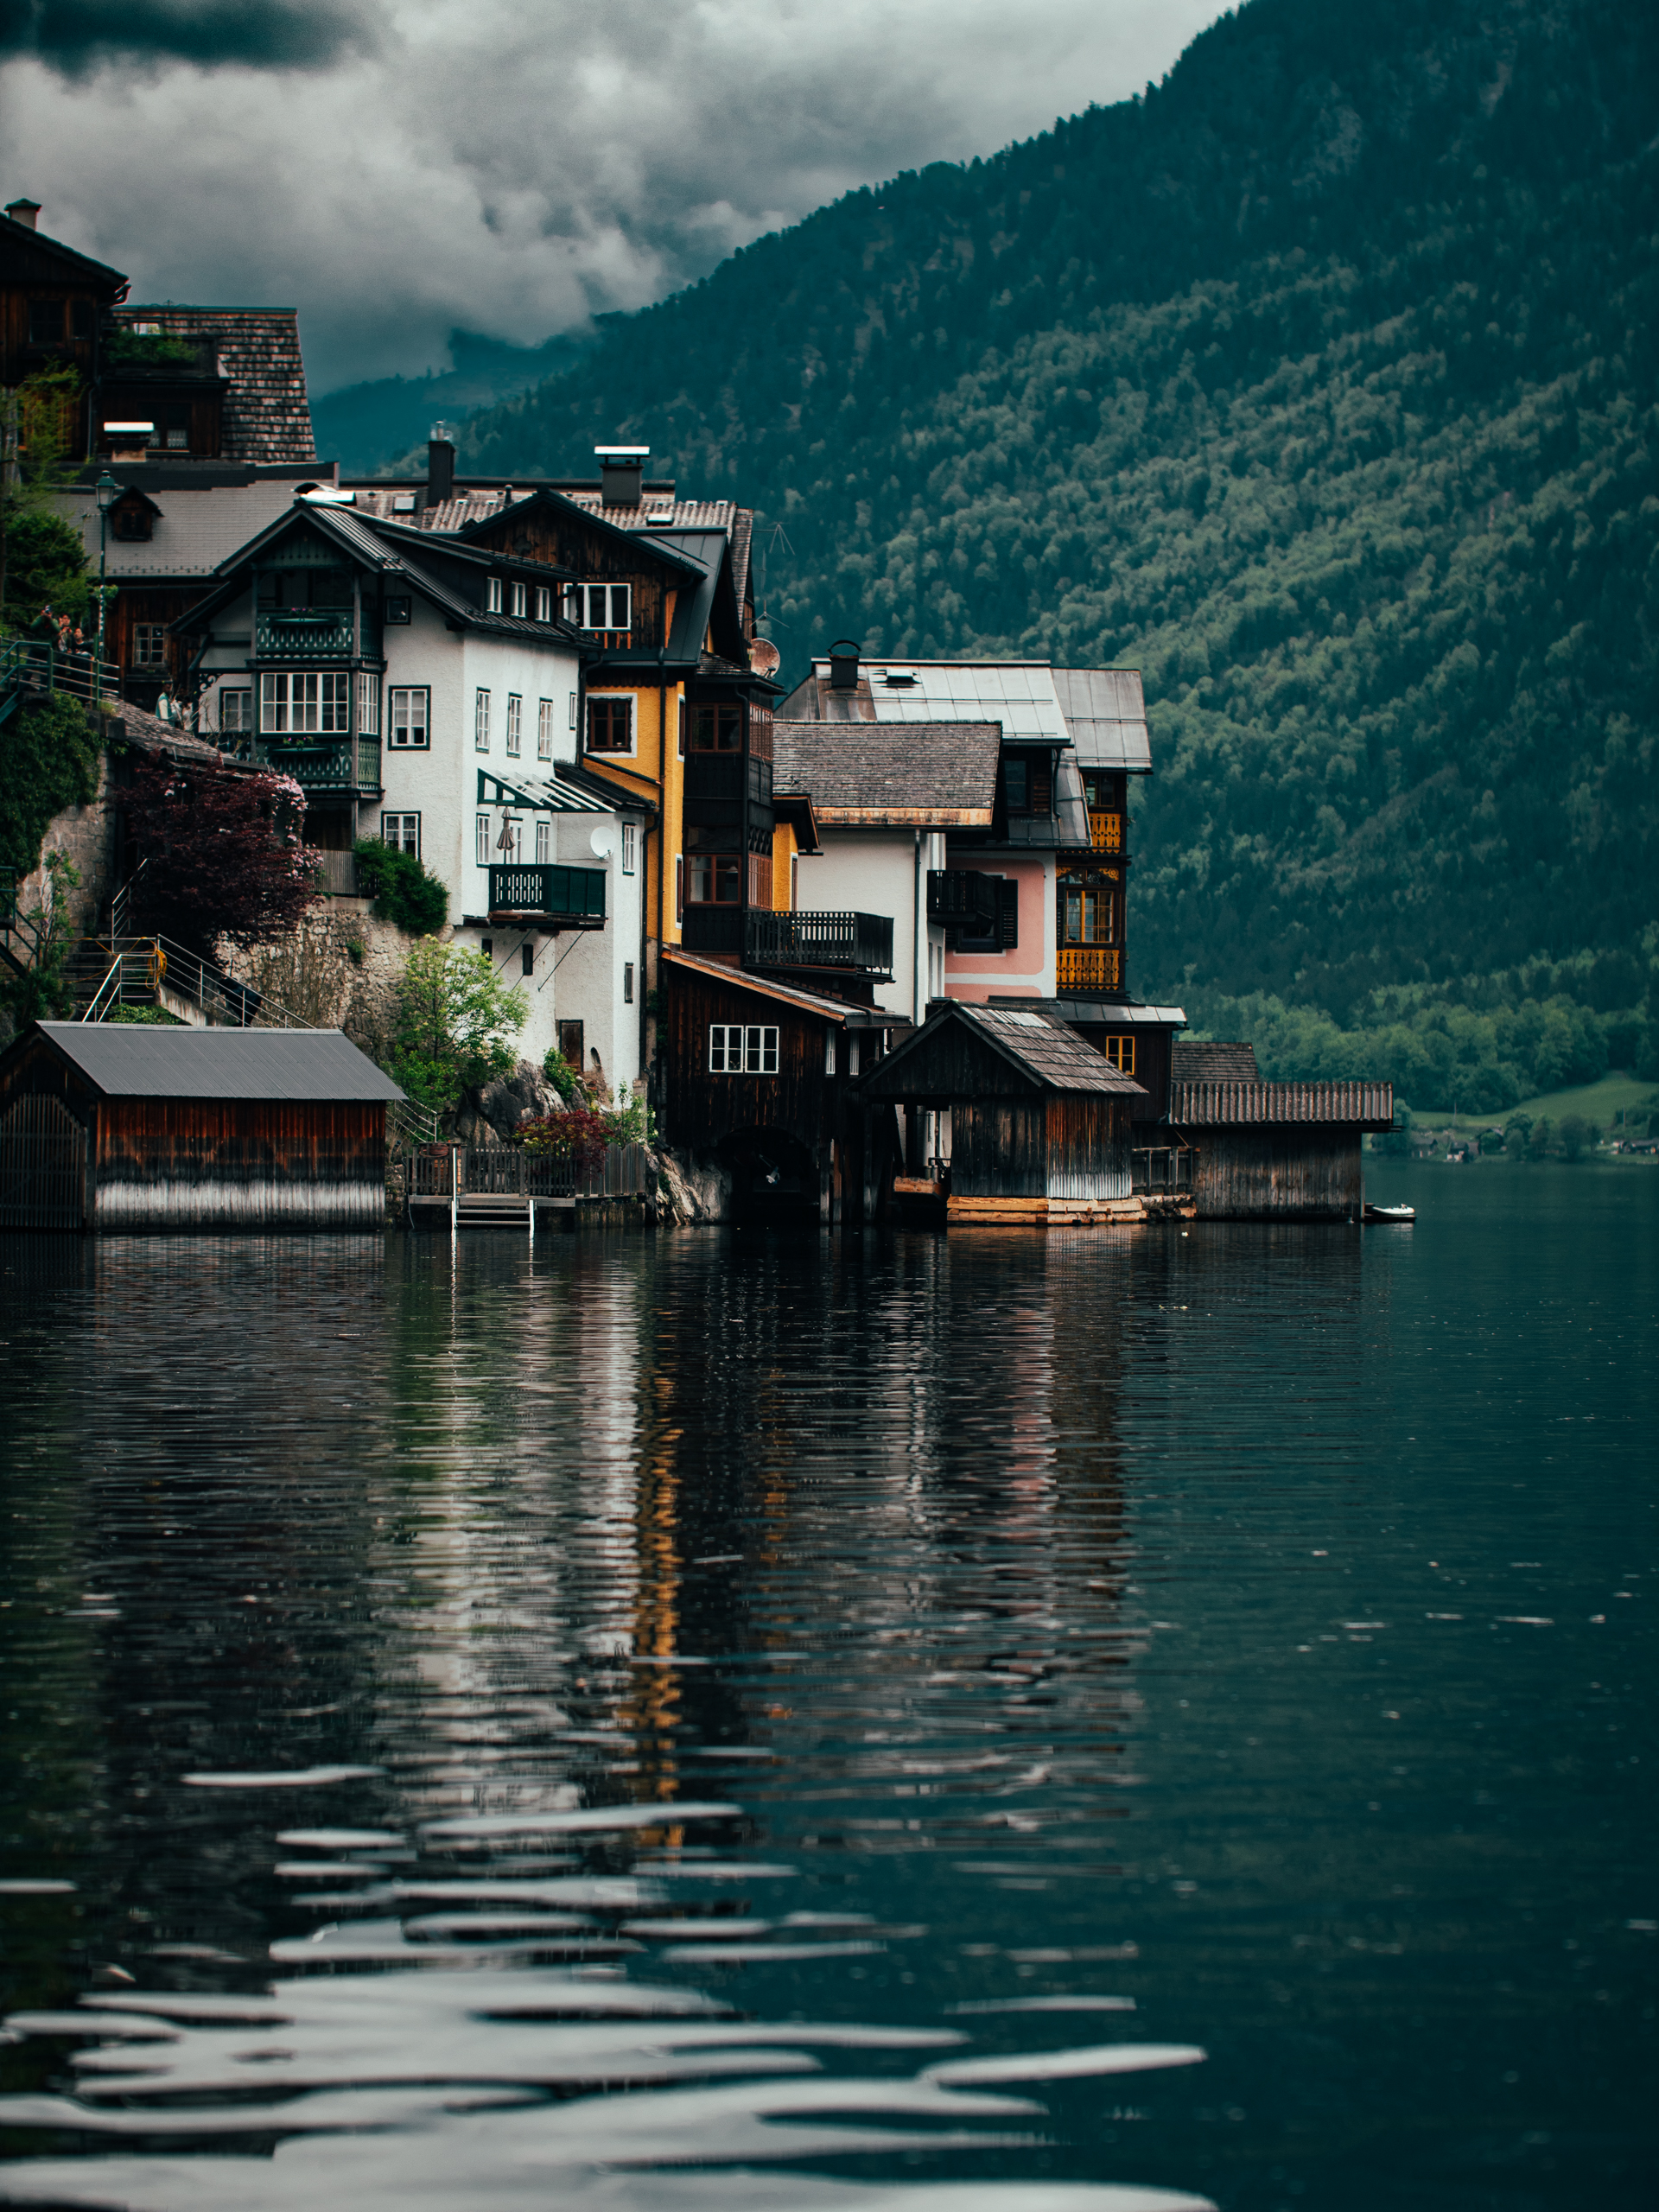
left=93, top=472, right=119, bottom=702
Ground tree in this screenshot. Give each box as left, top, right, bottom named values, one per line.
left=1557, top=1114, right=1591, bottom=1161
left=119, top=752, right=321, bottom=950
left=351, top=836, right=447, bottom=935
left=392, top=938, right=526, bottom=1116
left=0, top=851, right=81, bottom=1029
left=1, top=367, right=87, bottom=629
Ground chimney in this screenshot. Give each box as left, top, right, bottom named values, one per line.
left=5, top=198, right=41, bottom=231
left=428, top=421, right=454, bottom=506
left=595, top=444, right=647, bottom=508
left=826, top=639, right=861, bottom=693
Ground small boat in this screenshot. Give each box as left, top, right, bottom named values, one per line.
left=1364, top=1203, right=1416, bottom=1224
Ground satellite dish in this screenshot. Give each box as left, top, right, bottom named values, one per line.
left=749, top=638, right=781, bottom=677
left=588, top=823, right=617, bottom=860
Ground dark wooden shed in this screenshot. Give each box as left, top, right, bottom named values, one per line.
left=1167, top=1073, right=1395, bottom=1220
left=0, top=1023, right=403, bottom=1232
left=662, top=950, right=903, bottom=1221
left=861, top=1001, right=1145, bottom=1224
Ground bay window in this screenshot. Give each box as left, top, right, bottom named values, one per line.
left=260, top=671, right=349, bottom=734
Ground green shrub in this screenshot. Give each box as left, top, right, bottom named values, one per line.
left=352, top=838, right=446, bottom=936
left=105, top=1004, right=185, bottom=1025
left=542, top=1048, right=582, bottom=1103
left=0, top=694, right=99, bottom=889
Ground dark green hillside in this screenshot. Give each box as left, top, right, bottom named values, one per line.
left=447, top=0, right=1659, bottom=1059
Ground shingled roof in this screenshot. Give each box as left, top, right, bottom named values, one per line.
left=1171, top=1039, right=1259, bottom=1084
left=111, top=307, right=315, bottom=465
left=773, top=720, right=1000, bottom=825
left=864, top=1000, right=1145, bottom=1101
left=1168, top=1079, right=1394, bottom=1129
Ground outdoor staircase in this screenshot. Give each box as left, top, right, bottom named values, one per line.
left=455, top=1192, right=535, bottom=1229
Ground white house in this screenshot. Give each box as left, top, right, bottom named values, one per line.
left=174, top=494, right=649, bottom=1090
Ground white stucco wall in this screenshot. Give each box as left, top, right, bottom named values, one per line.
left=798, top=829, right=946, bottom=1021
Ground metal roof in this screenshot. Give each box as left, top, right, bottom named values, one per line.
left=31, top=1024, right=404, bottom=1103
left=861, top=660, right=1068, bottom=743
left=1168, top=1080, right=1394, bottom=1130
left=1001, top=997, right=1188, bottom=1027
left=1050, top=667, right=1153, bottom=773
left=478, top=767, right=619, bottom=817
left=774, top=720, right=1000, bottom=823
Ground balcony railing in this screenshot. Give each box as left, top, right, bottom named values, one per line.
left=927, top=868, right=999, bottom=929
left=256, top=612, right=354, bottom=658
left=487, top=863, right=607, bottom=925
left=1057, top=947, right=1122, bottom=994
left=1089, top=810, right=1124, bottom=853
left=257, top=736, right=381, bottom=791
left=746, top=909, right=894, bottom=978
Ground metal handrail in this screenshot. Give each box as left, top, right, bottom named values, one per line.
left=82, top=957, right=125, bottom=1022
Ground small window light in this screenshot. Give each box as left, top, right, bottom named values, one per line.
left=391, top=493, right=416, bottom=513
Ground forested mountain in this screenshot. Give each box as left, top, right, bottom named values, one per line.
left=436, top=0, right=1659, bottom=1095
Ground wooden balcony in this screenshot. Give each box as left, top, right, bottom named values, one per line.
left=1089, top=810, right=1124, bottom=853
left=256, top=612, right=354, bottom=658
left=746, top=909, right=893, bottom=979
left=257, top=736, right=381, bottom=792
left=1057, top=946, right=1122, bottom=993
left=487, top=862, right=607, bottom=927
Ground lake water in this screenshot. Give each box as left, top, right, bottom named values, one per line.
left=1, top=1162, right=1654, bottom=2212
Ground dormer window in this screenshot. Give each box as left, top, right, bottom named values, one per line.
left=509, top=581, right=527, bottom=619
left=533, top=585, right=550, bottom=622
left=570, top=582, right=631, bottom=632
left=111, top=499, right=154, bottom=543
left=486, top=577, right=503, bottom=613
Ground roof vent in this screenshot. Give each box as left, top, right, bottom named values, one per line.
left=826, top=639, right=861, bottom=693
left=595, top=443, right=647, bottom=508
left=5, top=198, right=41, bottom=231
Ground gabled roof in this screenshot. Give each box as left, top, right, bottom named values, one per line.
left=23, top=1023, right=403, bottom=1103
left=0, top=217, right=127, bottom=294
left=864, top=1000, right=1145, bottom=1101
left=779, top=658, right=1154, bottom=773
left=663, top=949, right=901, bottom=1028
left=773, top=720, right=1000, bottom=826
left=452, top=486, right=706, bottom=576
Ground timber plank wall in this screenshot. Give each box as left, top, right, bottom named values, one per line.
left=94, top=1099, right=386, bottom=1229
left=953, top=1093, right=1133, bottom=1201
left=1185, top=1128, right=1363, bottom=1221
left=664, top=965, right=833, bottom=1159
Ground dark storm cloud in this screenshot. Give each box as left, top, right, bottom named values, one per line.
left=0, top=0, right=378, bottom=70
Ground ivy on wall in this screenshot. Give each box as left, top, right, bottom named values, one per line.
left=0, top=693, right=101, bottom=885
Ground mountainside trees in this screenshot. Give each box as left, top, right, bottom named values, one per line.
left=435, top=0, right=1657, bottom=1053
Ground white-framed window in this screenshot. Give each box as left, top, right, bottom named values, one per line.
left=568, top=691, right=577, bottom=728
left=674, top=854, right=683, bottom=924
left=382, top=811, right=419, bottom=855
left=535, top=819, right=550, bottom=862
left=587, top=693, right=634, bottom=754
left=533, top=585, right=551, bottom=622
left=260, top=671, right=349, bottom=734
left=824, top=1030, right=836, bottom=1076
left=219, top=686, right=253, bottom=734
left=356, top=671, right=379, bottom=736
left=537, top=698, right=554, bottom=759
left=709, top=1024, right=779, bottom=1076
left=624, top=962, right=633, bottom=1003
left=389, top=686, right=429, bottom=748
left=474, top=688, right=490, bottom=751
left=486, top=577, right=503, bottom=613
left=476, top=814, right=491, bottom=866
left=509, top=581, right=526, bottom=619
left=573, top=582, right=631, bottom=632
left=505, top=694, right=523, bottom=756
left=621, top=822, right=636, bottom=874
left=131, top=622, right=167, bottom=668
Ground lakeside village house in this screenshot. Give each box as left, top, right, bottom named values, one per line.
left=2, top=196, right=1392, bottom=1228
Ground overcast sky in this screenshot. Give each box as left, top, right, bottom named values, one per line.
left=2, top=0, right=1225, bottom=395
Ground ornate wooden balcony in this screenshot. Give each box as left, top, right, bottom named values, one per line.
left=257, top=735, right=381, bottom=791
left=256, top=612, right=354, bottom=658
left=1088, top=810, right=1124, bottom=853
left=1057, top=946, right=1122, bottom=993
left=487, top=862, right=607, bottom=927
left=746, top=909, right=893, bottom=979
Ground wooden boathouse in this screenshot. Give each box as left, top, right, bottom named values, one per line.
left=861, top=1000, right=1144, bottom=1224
left=0, top=1022, right=402, bottom=1231
left=1167, top=1042, right=1393, bottom=1220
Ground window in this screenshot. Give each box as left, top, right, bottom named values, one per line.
left=709, top=1024, right=779, bottom=1076
left=474, top=688, right=490, bottom=751
left=510, top=581, right=527, bottom=619
left=505, top=694, right=523, bottom=756
left=824, top=1030, right=836, bottom=1077
left=622, top=823, right=636, bottom=874
left=481, top=938, right=493, bottom=960
left=587, top=694, right=633, bottom=753
left=1102, top=1034, right=1135, bottom=1074
left=389, top=686, right=429, bottom=747
left=1061, top=881, right=1117, bottom=944
left=748, top=852, right=770, bottom=907
left=533, top=585, right=551, bottom=623
left=624, top=962, right=634, bottom=1004
left=689, top=853, right=741, bottom=905
left=574, top=582, right=631, bottom=631
left=521, top=942, right=535, bottom=977
left=356, top=671, right=380, bottom=736
left=70, top=299, right=94, bottom=341
left=382, top=812, right=420, bottom=855
left=111, top=503, right=151, bottom=543
left=260, top=671, right=349, bottom=734
left=476, top=814, right=491, bottom=866
left=1002, top=757, right=1028, bottom=811
left=535, top=820, right=550, bottom=863
left=385, top=595, right=411, bottom=625
left=568, top=691, right=577, bottom=728
left=219, top=687, right=253, bottom=735
left=131, top=623, right=167, bottom=669
left=955, top=874, right=1018, bottom=954
left=486, top=577, right=503, bottom=613
left=558, top=1020, right=584, bottom=1068
left=163, top=404, right=189, bottom=452
left=690, top=703, right=742, bottom=752
left=674, top=854, right=683, bottom=925
left=28, top=299, right=62, bottom=345
left=677, top=696, right=687, bottom=758
left=537, top=699, right=554, bottom=759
